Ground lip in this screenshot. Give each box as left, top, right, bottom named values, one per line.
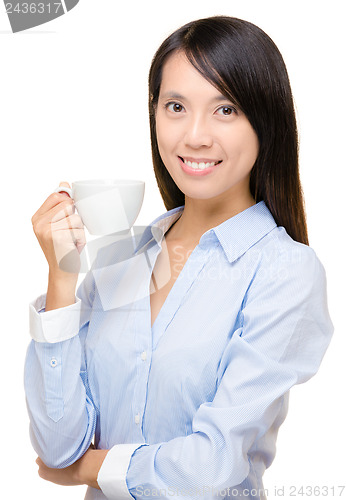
left=178, top=156, right=222, bottom=176
left=181, top=156, right=222, bottom=163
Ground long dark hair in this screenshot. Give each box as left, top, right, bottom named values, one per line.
left=148, top=16, right=309, bottom=245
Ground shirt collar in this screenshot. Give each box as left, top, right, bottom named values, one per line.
left=133, top=205, right=184, bottom=254
left=134, top=201, right=277, bottom=263
left=211, top=201, right=277, bottom=263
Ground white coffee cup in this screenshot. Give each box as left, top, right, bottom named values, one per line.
left=55, top=179, right=145, bottom=235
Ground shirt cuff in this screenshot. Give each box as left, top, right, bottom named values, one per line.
left=29, top=294, right=82, bottom=343
left=97, top=443, right=146, bottom=500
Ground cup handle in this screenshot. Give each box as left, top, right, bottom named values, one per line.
left=54, top=186, right=73, bottom=198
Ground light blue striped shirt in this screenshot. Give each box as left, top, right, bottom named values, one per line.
left=25, top=201, right=333, bottom=500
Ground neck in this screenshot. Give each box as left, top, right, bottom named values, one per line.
left=168, top=191, right=256, bottom=245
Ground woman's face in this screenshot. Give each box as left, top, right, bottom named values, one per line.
left=155, top=51, right=259, bottom=204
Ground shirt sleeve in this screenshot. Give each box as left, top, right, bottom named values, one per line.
left=97, top=245, right=334, bottom=499
left=24, top=266, right=97, bottom=468
left=29, top=294, right=82, bottom=343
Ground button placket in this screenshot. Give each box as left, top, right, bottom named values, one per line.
left=50, top=357, right=58, bottom=368
left=132, top=293, right=153, bottom=437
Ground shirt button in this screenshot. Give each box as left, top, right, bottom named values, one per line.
left=140, top=351, right=147, bottom=361
left=50, top=357, right=58, bottom=368
left=134, top=413, right=140, bottom=424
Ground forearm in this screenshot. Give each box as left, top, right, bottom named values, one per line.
left=26, top=263, right=97, bottom=466
left=25, top=332, right=97, bottom=467
left=78, top=449, right=110, bottom=489
left=36, top=447, right=109, bottom=490
left=45, top=270, right=78, bottom=311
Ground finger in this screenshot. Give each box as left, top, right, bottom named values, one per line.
left=51, top=214, right=84, bottom=231
left=72, top=228, right=86, bottom=251
left=58, top=181, right=72, bottom=199
left=45, top=200, right=75, bottom=224
left=33, top=202, right=75, bottom=240
left=59, top=181, right=71, bottom=189
left=67, top=228, right=86, bottom=246
left=32, top=192, right=74, bottom=222
left=51, top=228, right=86, bottom=255
left=69, top=228, right=86, bottom=254
left=55, top=230, right=85, bottom=272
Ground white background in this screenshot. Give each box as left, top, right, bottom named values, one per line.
left=0, top=1, right=344, bottom=499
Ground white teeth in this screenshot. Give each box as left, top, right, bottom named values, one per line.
left=184, top=159, right=219, bottom=170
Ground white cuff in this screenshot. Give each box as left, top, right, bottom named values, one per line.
left=29, top=294, right=82, bottom=343
left=97, top=443, right=145, bottom=500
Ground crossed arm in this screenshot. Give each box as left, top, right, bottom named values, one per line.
left=31, top=246, right=333, bottom=497
left=36, top=446, right=109, bottom=490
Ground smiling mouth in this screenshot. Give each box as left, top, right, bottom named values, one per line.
left=178, top=157, right=222, bottom=170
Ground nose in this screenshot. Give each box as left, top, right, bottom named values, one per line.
left=183, top=114, right=213, bottom=149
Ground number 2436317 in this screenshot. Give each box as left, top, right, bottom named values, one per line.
left=5, top=3, right=63, bottom=14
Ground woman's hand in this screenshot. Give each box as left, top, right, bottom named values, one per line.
left=36, top=456, right=85, bottom=487
left=31, top=181, right=86, bottom=277
left=32, top=182, right=87, bottom=310
left=36, top=446, right=109, bottom=490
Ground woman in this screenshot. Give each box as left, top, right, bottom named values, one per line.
left=26, top=16, right=333, bottom=500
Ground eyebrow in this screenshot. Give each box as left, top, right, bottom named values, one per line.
left=159, top=91, right=233, bottom=103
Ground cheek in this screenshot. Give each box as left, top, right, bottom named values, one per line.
left=156, top=116, right=180, bottom=161
left=246, top=131, right=259, bottom=164
left=155, top=115, right=168, bottom=152
left=228, top=125, right=259, bottom=164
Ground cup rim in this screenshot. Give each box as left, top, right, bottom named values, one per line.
left=72, top=179, right=144, bottom=186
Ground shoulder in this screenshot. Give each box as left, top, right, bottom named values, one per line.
left=247, top=226, right=327, bottom=296
left=257, top=225, right=321, bottom=269
left=240, top=227, right=333, bottom=379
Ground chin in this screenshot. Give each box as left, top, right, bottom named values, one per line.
left=181, top=188, right=228, bottom=202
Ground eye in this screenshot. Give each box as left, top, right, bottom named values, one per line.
left=166, top=102, right=185, bottom=113
left=215, top=106, right=237, bottom=116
